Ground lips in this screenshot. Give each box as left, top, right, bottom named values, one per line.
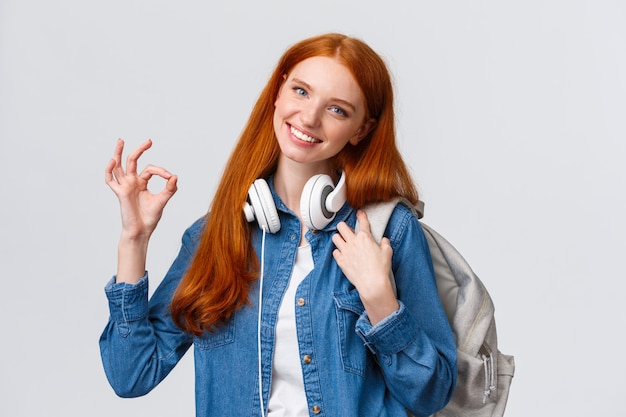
left=290, top=125, right=321, bottom=143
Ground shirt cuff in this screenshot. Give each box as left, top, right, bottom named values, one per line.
left=104, top=273, right=149, bottom=323
left=355, top=301, right=417, bottom=355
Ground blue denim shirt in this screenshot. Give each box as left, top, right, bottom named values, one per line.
left=100, top=187, right=457, bottom=417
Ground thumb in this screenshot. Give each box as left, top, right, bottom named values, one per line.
left=164, top=174, right=178, bottom=195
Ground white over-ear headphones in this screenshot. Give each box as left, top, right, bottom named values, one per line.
left=244, top=171, right=347, bottom=232
left=243, top=178, right=281, bottom=234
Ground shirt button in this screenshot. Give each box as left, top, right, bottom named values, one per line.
left=290, top=234, right=296, bottom=241
left=302, top=355, right=312, bottom=364
left=312, top=405, right=321, bottom=414
left=297, top=298, right=305, bottom=306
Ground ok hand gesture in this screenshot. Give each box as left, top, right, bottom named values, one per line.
left=105, top=139, right=178, bottom=242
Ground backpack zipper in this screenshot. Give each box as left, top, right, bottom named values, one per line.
left=479, top=343, right=496, bottom=403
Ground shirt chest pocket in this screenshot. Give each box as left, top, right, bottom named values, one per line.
left=193, top=318, right=236, bottom=350
left=333, top=289, right=372, bottom=377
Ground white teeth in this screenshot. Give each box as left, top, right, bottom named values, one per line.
left=290, top=126, right=320, bottom=143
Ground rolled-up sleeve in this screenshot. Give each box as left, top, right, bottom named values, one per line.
left=99, top=218, right=204, bottom=398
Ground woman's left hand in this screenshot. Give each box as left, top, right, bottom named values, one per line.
left=332, top=210, right=400, bottom=324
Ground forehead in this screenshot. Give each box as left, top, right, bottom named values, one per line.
left=287, top=56, right=364, bottom=103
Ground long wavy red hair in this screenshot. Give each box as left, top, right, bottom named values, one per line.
left=171, top=33, right=419, bottom=335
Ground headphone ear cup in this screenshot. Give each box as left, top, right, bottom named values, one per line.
left=300, top=174, right=336, bottom=230
left=245, top=179, right=281, bottom=233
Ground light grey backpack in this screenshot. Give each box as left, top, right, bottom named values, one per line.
left=360, top=199, right=515, bottom=417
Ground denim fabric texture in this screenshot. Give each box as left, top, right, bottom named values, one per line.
left=100, top=181, right=457, bottom=417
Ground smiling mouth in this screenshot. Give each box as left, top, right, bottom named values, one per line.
left=290, top=125, right=321, bottom=143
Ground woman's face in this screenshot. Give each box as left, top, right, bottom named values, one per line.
left=273, top=56, right=373, bottom=171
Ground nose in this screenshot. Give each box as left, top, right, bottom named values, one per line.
left=299, top=102, right=322, bottom=128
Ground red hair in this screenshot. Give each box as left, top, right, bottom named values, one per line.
left=171, top=33, right=419, bottom=335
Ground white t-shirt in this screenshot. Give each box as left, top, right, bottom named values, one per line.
left=267, top=244, right=314, bottom=417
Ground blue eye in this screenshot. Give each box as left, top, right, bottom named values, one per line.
left=294, top=87, right=307, bottom=96
left=330, top=106, right=347, bottom=117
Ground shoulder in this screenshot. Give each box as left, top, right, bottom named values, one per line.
left=385, top=201, right=423, bottom=245
left=360, top=198, right=425, bottom=247
left=181, top=215, right=208, bottom=249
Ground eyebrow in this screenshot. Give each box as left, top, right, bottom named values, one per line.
left=290, top=77, right=357, bottom=113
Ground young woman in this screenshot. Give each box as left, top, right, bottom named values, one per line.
left=101, top=33, right=457, bottom=417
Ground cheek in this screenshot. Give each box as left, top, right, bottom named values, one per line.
left=330, top=125, right=358, bottom=146
left=273, top=109, right=281, bottom=133
left=273, top=94, right=288, bottom=117
left=273, top=105, right=287, bottom=138
left=273, top=95, right=301, bottom=129
left=274, top=84, right=290, bottom=111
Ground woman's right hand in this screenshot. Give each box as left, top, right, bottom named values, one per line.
left=105, top=139, right=178, bottom=240
left=105, top=139, right=178, bottom=283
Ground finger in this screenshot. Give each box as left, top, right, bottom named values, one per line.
left=332, top=232, right=346, bottom=250
left=158, top=175, right=179, bottom=202
left=164, top=174, right=178, bottom=195
left=106, top=140, right=125, bottom=188
left=104, top=158, right=119, bottom=187
left=332, top=248, right=344, bottom=263
left=336, top=221, right=355, bottom=241
left=138, top=164, right=173, bottom=182
left=380, top=237, right=393, bottom=254
left=109, top=139, right=127, bottom=182
left=126, top=139, right=153, bottom=175
left=112, top=138, right=125, bottom=164
left=138, top=166, right=178, bottom=203
left=356, top=210, right=371, bottom=234
left=147, top=174, right=178, bottom=209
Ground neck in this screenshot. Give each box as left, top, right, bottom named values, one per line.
left=273, top=158, right=335, bottom=215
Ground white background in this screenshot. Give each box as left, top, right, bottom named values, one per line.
left=1, top=1, right=624, bottom=416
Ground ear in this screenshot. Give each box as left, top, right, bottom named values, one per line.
left=349, top=118, right=377, bottom=145
left=274, top=74, right=288, bottom=106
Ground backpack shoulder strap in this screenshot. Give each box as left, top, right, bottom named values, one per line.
left=358, top=198, right=400, bottom=242
left=360, top=199, right=494, bottom=354
left=358, top=197, right=423, bottom=242
left=359, top=198, right=420, bottom=297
